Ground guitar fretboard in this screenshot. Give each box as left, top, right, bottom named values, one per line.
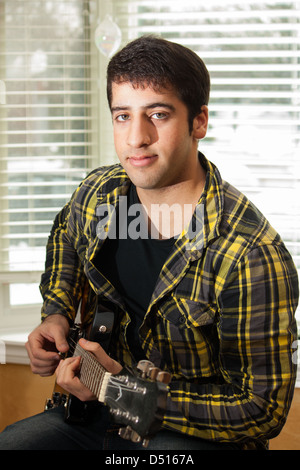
left=73, top=342, right=112, bottom=402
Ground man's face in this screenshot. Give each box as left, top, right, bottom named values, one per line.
left=111, top=82, right=204, bottom=193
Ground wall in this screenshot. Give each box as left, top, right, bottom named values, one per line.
left=0, top=363, right=55, bottom=432
left=269, top=388, right=300, bottom=450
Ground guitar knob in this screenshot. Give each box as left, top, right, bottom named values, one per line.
left=61, top=394, right=68, bottom=406
left=44, top=398, right=53, bottom=410
left=156, top=371, right=172, bottom=384
left=53, top=392, right=62, bottom=405
left=137, top=360, right=154, bottom=377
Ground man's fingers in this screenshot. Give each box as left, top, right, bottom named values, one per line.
left=25, top=341, right=60, bottom=375
left=54, top=334, right=69, bottom=354
left=56, top=357, right=81, bottom=391
left=79, top=338, right=103, bottom=354
left=56, top=357, right=95, bottom=401
left=56, top=356, right=80, bottom=377
left=26, top=338, right=60, bottom=362
left=78, top=338, right=122, bottom=375
left=25, top=315, right=70, bottom=376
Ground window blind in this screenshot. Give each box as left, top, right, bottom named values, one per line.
left=0, top=0, right=97, bottom=273
left=112, top=0, right=300, bottom=321
left=0, top=0, right=299, bottom=324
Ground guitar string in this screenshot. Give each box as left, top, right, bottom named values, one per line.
left=67, top=339, right=146, bottom=397
left=66, top=337, right=107, bottom=397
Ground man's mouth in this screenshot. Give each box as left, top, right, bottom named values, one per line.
left=128, top=154, right=158, bottom=167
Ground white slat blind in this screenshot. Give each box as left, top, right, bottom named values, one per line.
left=0, top=0, right=97, bottom=274
left=112, top=0, right=300, bottom=321
left=0, top=0, right=299, bottom=326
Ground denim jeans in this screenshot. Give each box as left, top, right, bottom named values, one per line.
left=0, top=405, right=239, bottom=451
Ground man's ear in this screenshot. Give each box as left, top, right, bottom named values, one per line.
left=192, top=105, right=209, bottom=140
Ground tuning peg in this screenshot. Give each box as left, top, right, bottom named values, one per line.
left=156, top=371, right=172, bottom=384
left=118, top=425, right=133, bottom=440
left=137, top=360, right=154, bottom=378
left=118, top=426, right=150, bottom=447
left=148, top=366, right=160, bottom=380
left=130, top=430, right=142, bottom=443
left=142, top=438, right=149, bottom=448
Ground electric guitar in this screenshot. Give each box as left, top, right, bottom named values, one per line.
left=45, top=310, right=171, bottom=447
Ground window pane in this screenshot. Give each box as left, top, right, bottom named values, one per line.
left=9, top=283, right=41, bottom=306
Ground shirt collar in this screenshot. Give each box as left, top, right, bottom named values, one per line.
left=179, top=152, right=224, bottom=257
left=96, top=164, right=130, bottom=203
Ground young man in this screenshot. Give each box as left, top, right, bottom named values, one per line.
left=0, top=36, right=298, bottom=450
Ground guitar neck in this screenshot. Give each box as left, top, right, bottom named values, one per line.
left=73, top=342, right=112, bottom=402
left=71, top=341, right=171, bottom=445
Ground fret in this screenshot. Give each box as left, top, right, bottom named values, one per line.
left=73, top=343, right=111, bottom=401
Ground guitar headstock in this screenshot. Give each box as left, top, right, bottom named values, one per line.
left=104, top=360, right=171, bottom=447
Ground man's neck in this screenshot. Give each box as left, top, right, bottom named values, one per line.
left=136, top=161, right=206, bottom=239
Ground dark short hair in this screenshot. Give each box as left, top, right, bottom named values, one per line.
left=106, top=35, right=210, bottom=132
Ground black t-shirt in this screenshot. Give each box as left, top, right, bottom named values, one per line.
left=95, top=184, right=175, bottom=361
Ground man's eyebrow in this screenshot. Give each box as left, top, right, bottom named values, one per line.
left=144, top=102, right=175, bottom=111
left=111, top=102, right=176, bottom=113
left=111, top=106, right=129, bottom=114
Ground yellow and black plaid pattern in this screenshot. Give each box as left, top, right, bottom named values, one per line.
left=40, top=154, right=298, bottom=449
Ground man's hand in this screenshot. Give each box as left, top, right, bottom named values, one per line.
left=25, top=314, right=70, bottom=377
left=55, top=338, right=123, bottom=402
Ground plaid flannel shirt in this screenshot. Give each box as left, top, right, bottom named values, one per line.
left=40, top=154, right=298, bottom=449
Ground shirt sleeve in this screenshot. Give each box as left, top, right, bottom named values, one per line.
left=39, top=191, right=86, bottom=324
left=163, top=243, right=298, bottom=447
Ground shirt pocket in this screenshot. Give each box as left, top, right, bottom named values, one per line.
left=156, top=296, right=218, bottom=378
left=163, top=295, right=217, bottom=329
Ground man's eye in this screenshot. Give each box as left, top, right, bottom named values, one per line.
left=152, top=112, right=167, bottom=120
left=116, top=114, right=129, bottom=122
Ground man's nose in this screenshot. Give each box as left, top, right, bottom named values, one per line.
left=126, top=117, right=156, bottom=148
